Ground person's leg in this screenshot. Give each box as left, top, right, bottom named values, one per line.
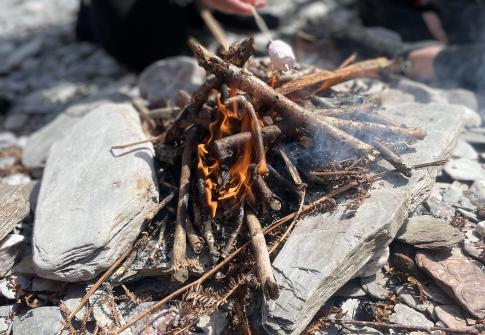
left=87, top=0, right=196, bottom=71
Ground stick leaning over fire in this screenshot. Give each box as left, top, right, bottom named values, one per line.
left=188, top=39, right=380, bottom=160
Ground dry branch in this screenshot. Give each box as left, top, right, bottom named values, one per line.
left=268, top=165, right=304, bottom=197
left=186, top=217, right=204, bottom=254
left=323, top=116, right=426, bottom=141
left=172, top=127, right=198, bottom=284
left=246, top=208, right=279, bottom=299
left=278, top=146, right=304, bottom=188
left=196, top=175, right=220, bottom=259
left=373, top=138, right=411, bottom=177
left=254, top=173, right=282, bottom=212
left=188, top=40, right=379, bottom=160
left=277, top=57, right=393, bottom=96
left=221, top=200, right=245, bottom=258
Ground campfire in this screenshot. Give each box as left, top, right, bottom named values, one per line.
left=67, top=37, right=452, bottom=334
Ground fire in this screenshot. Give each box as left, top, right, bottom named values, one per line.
left=197, top=92, right=259, bottom=217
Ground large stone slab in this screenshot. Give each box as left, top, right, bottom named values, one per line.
left=0, top=183, right=30, bottom=242
left=33, top=102, right=158, bottom=281
left=262, top=102, right=464, bottom=335
left=22, top=93, right=129, bottom=168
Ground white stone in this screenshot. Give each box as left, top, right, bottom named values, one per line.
left=268, top=40, right=296, bottom=72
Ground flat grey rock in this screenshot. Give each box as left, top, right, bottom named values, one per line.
left=461, top=128, right=485, bottom=144
left=33, top=102, right=158, bottom=281
left=466, top=179, right=485, bottom=207
left=396, top=215, right=463, bottom=249
left=360, top=270, right=390, bottom=300
left=0, top=234, right=25, bottom=277
left=22, top=94, right=128, bottom=168
left=262, top=102, right=464, bottom=334
left=353, top=246, right=389, bottom=278
left=444, top=159, right=485, bottom=181
left=138, top=56, right=205, bottom=106
left=389, top=303, right=434, bottom=328
left=12, top=306, right=64, bottom=335
left=424, top=183, right=455, bottom=222
left=434, top=305, right=471, bottom=331
left=476, top=221, right=485, bottom=238
left=452, top=140, right=478, bottom=160
left=0, top=305, right=13, bottom=333
left=0, top=183, right=30, bottom=242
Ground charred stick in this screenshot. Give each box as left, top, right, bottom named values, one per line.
left=172, top=127, right=198, bottom=284
left=245, top=208, right=279, bottom=300
left=310, top=170, right=364, bottom=177
left=371, top=159, right=448, bottom=179
left=268, top=165, right=304, bottom=197
left=225, top=95, right=267, bottom=174
left=189, top=40, right=379, bottom=160
left=186, top=217, right=204, bottom=254
left=221, top=200, right=245, bottom=258
left=212, top=124, right=282, bottom=160
left=254, top=174, right=282, bottom=211
left=373, top=139, right=412, bottom=177
left=278, top=146, right=304, bottom=188
left=323, top=116, right=426, bottom=140
left=196, top=175, right=220, bottom=259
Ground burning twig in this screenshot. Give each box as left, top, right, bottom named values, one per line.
left=373, top=138, right=412, bottom=177
left=188, top=40, right=379, bottom=160
left=212, top=124, right=283, bottom=160
left=225, top=96, right=268, bottom=174
left=253, top=169, right=282, bottom=212
left=221, top=200, right=245, bottom=258
left=173, top=127, right=198, bottom=284
left=196, top=175, right=220, bottom=259
left=245, top=208, right=279, bottom=299
left=166, top=38, right=255, bottom=144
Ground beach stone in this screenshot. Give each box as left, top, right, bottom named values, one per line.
left=353, top=246, right=389, bottom=278
left=61, top=284, right=92, bottom=322
left=476, top=221, right=485, bottom=239
left=12, top=306, right=64, bottom=335
left=33, top=102, right=158, bottom=281
left=0, top=37, right=43, bottom=74
left=334, top=279, right=367, bottom=298
left=138, top=56, right=205, bottom=106
left=416, top=251, right=485, bottom=318
left=389, top=303, right=434, bottom=328
left=262, top=102, right=464, bottom=335
left=0, top=305, right=13, bottom=333
left=443, top=182, right=468, bottom=207
left=197, top=310, right=228, bottom=335
left=434, top=305, right=471, bottom=331
left=452, top=140, right=478, bottom=160
left=22, top=94, right=128, bottom=168
left=422, top=284, right=454, bottom=305
left=396, top=216, right=463, bottom=249
left=0, top=234, right=25, bottom=277
left=395, top=286, right=426, bottom=312
left=461, top=128, right=485, bottom=144
left=0, top=183, right=31, bottom=242
left=443, top=88, right=479, bottom=112
left=424, top=183, right=455, bottom=222
left=444, top=159, right=485, bottom=181
left=360, top=270, right=390, bottom=300
left=466, top=179, right=485, bottom=207
left=32, top=278, right=66, bottom=292
left=126, top=302, right=178, bottom=335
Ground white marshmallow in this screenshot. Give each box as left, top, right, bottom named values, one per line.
left=268, top=40, right=295, bottom=72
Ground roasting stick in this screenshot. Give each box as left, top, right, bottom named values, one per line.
left=199, top=8, right=229, bottom=51
left=251, top=6, right=272, bottom=40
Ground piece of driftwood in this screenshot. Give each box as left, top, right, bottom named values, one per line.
left=246, top=208, right=279, bottom=300
left=188, top=40, right=379, bottom=160
left=172, top=127, right=198, bottom=284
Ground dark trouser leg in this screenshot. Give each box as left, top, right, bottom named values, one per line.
left=85, top=0, right=196, bottom=71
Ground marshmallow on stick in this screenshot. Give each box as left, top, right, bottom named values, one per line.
left=251, top=6, right=296, bottom=72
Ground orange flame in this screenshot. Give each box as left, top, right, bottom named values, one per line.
left=197, top=92, right=260, bottom=217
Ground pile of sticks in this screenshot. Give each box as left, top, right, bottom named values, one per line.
left=70, top=38, right=434, bottom=333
